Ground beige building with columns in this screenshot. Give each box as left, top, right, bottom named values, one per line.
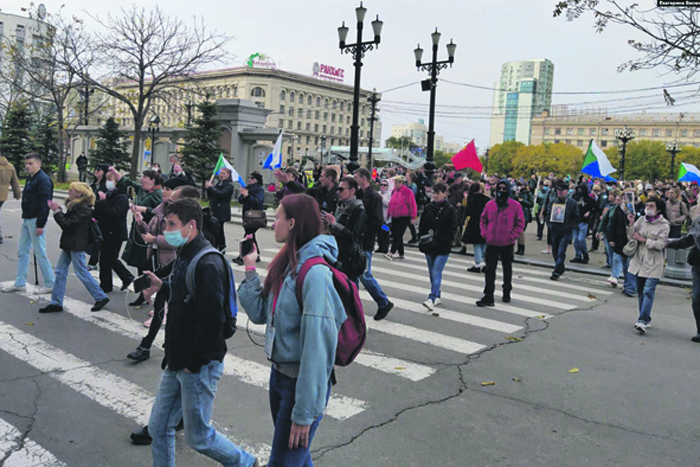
left=530, top=111, right=700, bottom=149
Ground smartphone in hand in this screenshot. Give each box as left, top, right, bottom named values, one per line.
left=133, top=274, right=151, bottom=293
left=240, top=238, right=254, bottom=258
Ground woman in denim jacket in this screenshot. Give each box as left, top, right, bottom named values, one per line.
left=238, top=194, right=346, bottom=466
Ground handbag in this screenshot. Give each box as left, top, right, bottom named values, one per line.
left=242, top=210, right=267, bottom=230
left=87, top=218, right=103, bottom=246
left=622, top=239, right=639, bottom=257
left=418, top=230, right=436, bottom=253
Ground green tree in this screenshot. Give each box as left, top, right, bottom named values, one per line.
left=385, top=136, right=413, bottom=149
left=181, top=100, right=223, bottom=194
left=486, top=140, right=524, bottom=176
left=433, top=150, right=451, bottom=168
left=29, top=110, right=59, bottom=176
left=91, top=117, right=131, bottom=172
left=0, top=102, right=32, bottom=174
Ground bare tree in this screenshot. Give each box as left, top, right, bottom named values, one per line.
left=64, top=5, right=231, bottom=178
left=554, top=2, right=700, bottom=79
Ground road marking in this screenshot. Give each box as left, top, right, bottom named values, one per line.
left=3, top=283, right=368, bottom=421
left=0, top=416, right=67, bottom=467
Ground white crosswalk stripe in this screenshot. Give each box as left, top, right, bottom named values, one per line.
left=0, top=416, right=67, bottom=467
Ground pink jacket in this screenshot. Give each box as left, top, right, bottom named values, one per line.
left=387, top=185, right=417, bottom=219
left=480, top=198, right=525, bottom=247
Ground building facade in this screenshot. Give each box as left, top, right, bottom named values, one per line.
left=111, top=66, right=380, bottom=163
left=391, top=120, right=428, bottom=148
left=489, top=59, right=554, bottom=147
left=530, top=112, right=700, bottom=149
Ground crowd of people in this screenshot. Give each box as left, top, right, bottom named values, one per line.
left=4, top=148, right=700, bottom=466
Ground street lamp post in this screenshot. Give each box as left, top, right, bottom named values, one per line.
left=367, top=89, right=381, bottom=170
left=338, top=2, right=383, bottom=174
left=614, top=128, right=634, bottom=182
left=185, top=101, right=194, bottom=127
left=320, top=134, right=327, bottom=166
left=666, top=141, right=681, bottom=181
left=414, top=29, right=456, bottom=181
left=148, top=115, right=161, bottom=167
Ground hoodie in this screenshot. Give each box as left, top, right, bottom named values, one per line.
left=479, top=180, right=525, bottom=247
left=238, top=235, right=347, bottom=426
left=387, top=184, right=417, bottom=219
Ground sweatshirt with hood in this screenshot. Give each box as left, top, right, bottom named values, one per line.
left=238, top=235, right=347, bottom=426
left=480, top=180, right=525, bottom=247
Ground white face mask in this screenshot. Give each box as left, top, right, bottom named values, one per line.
left=645, top=208, right=657, bottom=217
left=105, top=180, right=116, bottom=191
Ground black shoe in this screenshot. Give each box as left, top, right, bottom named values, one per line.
left=129, top=295, right=146, bottom=307
left=39, top=304, right=63, bottom=313
left=374, top=250, right=388, bottom=254
left=130, top=426, right=152, bottom=445
left=502, top=291, right=511, bottom=303
left=550, top=273, right=560, bottom=281
left=120, top=278, right=134, bottom=291
left=570, top=257, right=582, bottom=264
left=590, top=247, right=598, bottom=252
left=691, top=334, right=700, bottom=343
left=458, top=247, right=467, bottom=255
left=406, top=240, right=419, bottom=247
left=374, top=302, right=394, bottom=321
left=467, top=266, right=482, bottom=273
left=581, top=255, right=590, bottom=264
left=91, top=297, right=110, bottom=312
left=476, top=297, right=495, bottom=307
left=256, top=256, right=261, bottom=263
left=601, top=264, right=612, bottom=270
left=536, top=236, right=543, bottom=241
left=127, top=346, right=151, bottom=363
left=231, top=256, right=244, bottom=266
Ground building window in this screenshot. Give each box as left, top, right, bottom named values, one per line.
left=695, top=130, right=700, bottom=137
left=565, top=139, right=571, bottom=145
left=601, top=140, right=607, bottom=147
left=340, top=102, right=345, bottom=111
left=578, top=128, right=584, bottom=135
left=330, top=126, right=335, bottom=135
left=280, top=90, right=286, bottom=101
left=287, top=120, right=293, bottom=129
left=332, top=100, right=337, bottom=110
left=577, top=140, right=583, bottom=146
left=361, top=118, right=365, bottom=127
left=360, top=130, right=364, bottom=137
left=279, top=105, right=285, bottom=114
left=308, top=95, right=313, bottom=105
left=323, top=112, right=328, bottom=121
left=307, top=110, right=312, bottom=119
left=653, top=129, right=660, bottom=137
left=348, top=103, right=352, bottom=113
left=544, top=128, right=551, bottom=135
left=566, top=128, right=573, bottom=135
left=667, top=129, right=673, bottom=137
left=590, top=129, right=596, bottom=136
left=255, top=102, right=265, bottom=108
left=314, top=124, right=319, bottom=132
left=324, top=99, right=329, bottom=109
left=226, top=87, right=231, bottom=98
left=289, top=91, right=295, bottom=102
left=331, top=114, right=336, bottom=122
left=602, top=128, right=609, bottom=135
left=233, top=87, right=238, bottom=97
left=316, top=97, right=321, bottom=107
left=640, top=129, right=647, bottom=136
left=298, top=108, right=303, bottom=117
left=251, top=87, right=265, bottom=97
left=306, top=123, right=311, bottom=131
left=298, top=93, right=304, bottom=104
left=306, top=135, right=311, bottom=143
left=315, top=111, right=320, bottom=120
left=554, top=128, right=561, bottom=135
left=346, top=128, right=350, bottom=136
left=682, top=130, right=688, bottom=137
left=297, top=122, right=302, bottom=130
left=278, top=119, right=284, bottom=128
left=346, top=116, right=350, bottom=124
left=322, top=124, right=327, bottom=133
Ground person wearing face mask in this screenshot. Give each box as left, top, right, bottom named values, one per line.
left=462, top=182, right=489, bottom=272
left=544, top=182, right=580, bottom=281
left=325, top=176, right=367, bottom=281
left=138, top=198, right=259, bottom=467
left=94, top=172, right=134, bottom=293
left=535, top=180, right=551, bottom=241
left=626, top=197, right=670, bottom=334
left=418, top=183, right=458, bottom=310
left=475, top=180, right=525, bottom=307
left=206, top=167, right=234, bottom=251
left=86, top=164, right=110, bottom=270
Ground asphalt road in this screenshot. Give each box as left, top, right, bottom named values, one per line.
left=0, top=197, right=698, bottom=467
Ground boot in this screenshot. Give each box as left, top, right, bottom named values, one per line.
left=516, top=244, right=525, bottom=256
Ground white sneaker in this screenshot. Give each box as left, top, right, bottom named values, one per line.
left=2, top=284, right=26, bottom=293
left=433, top=298, right=442, bottom=307
left=606, top=277, right=618, bottom=286
left=422, top=299, right=435, bottom=311
left=35, top=287, right=53, bottom=295
left=384, top=253, right=394, bottom=261
left=634, top=322, right=647, bottom=334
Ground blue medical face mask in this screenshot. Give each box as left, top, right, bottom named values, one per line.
left=164, top=224, right=192, bottom=248
left=542, top=186, right=549, bottom=192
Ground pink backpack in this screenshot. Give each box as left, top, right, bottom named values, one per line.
left=295, top=257, right=366, bottom=366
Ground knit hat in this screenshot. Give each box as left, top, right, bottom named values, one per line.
left=163, top=177, right=188, bottom=190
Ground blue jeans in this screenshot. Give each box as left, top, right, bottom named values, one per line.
left=612, top=253, right=637, bottom=296
left=15, top=218, right=54, bottom=288
left=550, top=231, right=572, bottom=275
left=425, top=254, right=450, bottom=301
left=603, top=236, right=614, bottom=267
left=631, top=274, right=659, bottom=325
left=473, top=243, right=486, bottom=265
left=50, top=250, right=108, bottom=306
left=572, top=222, right=589, bottom=259
left=268, top=368, right=330, bottom=467
left=149, top=361, right=256, bottom=467
left=359, top=251, right=389, bottom=308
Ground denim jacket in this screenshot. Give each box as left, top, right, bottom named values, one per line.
left=238, top=235, right=347, bottom=425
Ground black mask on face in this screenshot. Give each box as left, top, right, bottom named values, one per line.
left=496, top=190, right=509, bottom=205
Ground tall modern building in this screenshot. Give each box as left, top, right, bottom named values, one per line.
left=489, top=59, right=554, bottom=147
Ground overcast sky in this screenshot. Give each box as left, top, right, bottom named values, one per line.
left=2, top=0, right=698, bottom=151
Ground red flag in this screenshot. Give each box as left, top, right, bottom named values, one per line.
left=451, top=140, right=482, bottom=172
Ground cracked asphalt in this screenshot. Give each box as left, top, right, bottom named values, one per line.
left=1, top=198, right=699, bottom=466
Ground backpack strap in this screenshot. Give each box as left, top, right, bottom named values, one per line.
left=185, top=245, right=222, bottom=303
left=294, top=257, right=328, bottom=309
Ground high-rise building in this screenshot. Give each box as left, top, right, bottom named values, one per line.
left=390, top=120, right=428, bottom=148
left=489, top=59, right=554, bottom=147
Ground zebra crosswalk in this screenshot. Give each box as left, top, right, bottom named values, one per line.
left=0, top=247, right=613, bottom=466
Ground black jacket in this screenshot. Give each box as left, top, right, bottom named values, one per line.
left=207, top=178, right=234, bottom=223
left=202, top=207, right=222, bottom=249
left=54, top=201, right=93, bottom=252
left=94, top=190, right=129, bottom=242
left=160, top=234, right=229, bottom=372
left=462, top=192, right=489, bottom=245
left=603, top=205, right=629, bottom=255
left=419, top=201, right=458, bottom=256
left=22, top=170, right=53, bottom=228
left=361, top=185, right=384, bottom=251
left=237, top=182, right=265, bottom=213
left=332, top=198, right=366, bottom=275
left=573, top=184, right=598, bottom=222
left=308, top=183, right=340, bottom=214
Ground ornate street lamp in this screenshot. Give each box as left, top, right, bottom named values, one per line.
left=666, top=141, right=681, bottom=181
left=367, top=89, right=381, bottom=170
left=338, top=2, right=383, bottom=174
left=414, top=28, right=456, bottom=181
left=148, top=115, right=161, bottom=167
left=614, top=127, right=634, bottom=181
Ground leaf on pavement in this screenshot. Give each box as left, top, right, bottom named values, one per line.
left=394, top=367, right=406, bottom=371
left=535, top=315, right=546, bottom=319
left=568, top=367, right=580, bottom=373
left=431, top=312, right=440, bottom=317
left=481, top=381, right=496, bottom=387
left=512, top=377, right=521, bottom=382
left=587, top=292, right=597, bottom=300
left=25, top=322, right=34, bottom=326
left=506, top=336, right=521, bottom=342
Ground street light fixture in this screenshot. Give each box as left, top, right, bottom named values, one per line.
left=148, top=115, right=161, bottom=167
left=666, top=141, right=681, bottom=181
left=337, top=2, right=383, bottom=174
left=367, top=89, right=381, bottom=170
left=414, top=28, right=456, bottom=181
left=614, top=127, right=634, bottom=181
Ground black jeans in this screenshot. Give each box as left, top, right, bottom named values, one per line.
left=483, top=244, right=514, bottom=299
left=390, top=217, right=411, bottom=256
left=536, top=217, right=545, bottom=239
left=376, top=228, right=390, bottom=253
left=99, top=238, right=134, bottom=292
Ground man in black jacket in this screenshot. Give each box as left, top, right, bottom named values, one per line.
left=307, top=167, right=340, bottom=214
left=355, top=169, right=394, bottom=320
left=571, top=183, right=597, bottom=264
left=2, top=153, right=55, bottom=294
left=545, top=183, right=580, bottom=281
left=141, top=198, right=258, bottom=467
